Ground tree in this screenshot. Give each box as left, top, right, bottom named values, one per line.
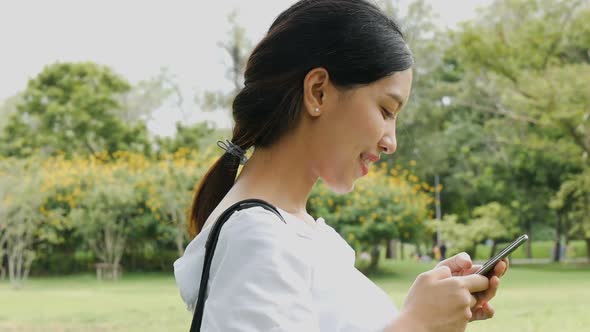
left=154, top=122, right=217, bottom=154
left=117, top=67, right=181, bottom=125
left=69, top=181, right=138, bottom=280
left=0, top=157, right=61, bottom=288
left=144, top=148, right=217, bottom=256
left=551, top=170, right=590, bottom=261
left=35, top=149, right=217, bottom=276
left=449, top=0, right=590, bottom=257
left=0, top=93, right=20, bottom=132
left=375, top=0, right=456, bottom=254
left=309, top=164, right=432, bottom=272
left=196, top=10, right=251, bottom=112
left=427, top=202, right=517, bottom=258
left=0, top=62, right=151, bottom=158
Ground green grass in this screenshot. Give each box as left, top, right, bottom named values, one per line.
left=0, top=273, right=191, bottom=332
left=1, top=261, right=589, bottom=332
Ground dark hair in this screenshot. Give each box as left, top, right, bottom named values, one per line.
left=188, top=0, right=413, bottom=237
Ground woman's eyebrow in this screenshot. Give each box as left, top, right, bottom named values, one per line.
left=386, top=92, right=404, bottom=109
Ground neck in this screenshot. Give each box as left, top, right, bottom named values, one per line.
left=231, top=131, right=318, bottom=216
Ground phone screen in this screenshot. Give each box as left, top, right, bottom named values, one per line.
left=476, top=234, right=528, bottom=276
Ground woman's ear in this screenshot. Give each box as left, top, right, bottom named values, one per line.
left=303, top=67, right=330, bottom=118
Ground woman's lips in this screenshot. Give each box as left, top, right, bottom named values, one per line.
left=359, top=153, right=379, bottom=176
left=363, top=153, right=380, bottom=163
left=360, top=158, right=369, bottom=176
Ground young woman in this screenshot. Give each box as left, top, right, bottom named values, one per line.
left=174, top=0, right=508, bottom=331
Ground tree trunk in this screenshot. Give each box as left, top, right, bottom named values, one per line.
left=8, top=238, right=33, bottom=289
left=586, top=238, right=590, bottom=263
left=368, top=245, right=381, bottom=272
left=175, top=230, right=185, bottom=257
left=525, top=220, right=533, bottom=259
left=23, top=250, right=35, bottom=282
left=434, top=174, right=442, bottom=244
left=92, top=224, right=127, bottom=280
left=553, top=213, right=562, bottom=262
left=489, top=240, right=498, bottom=259
left=467, top=245, right=477, bottom=260
left=400, top=241, right=405, bottom=260
left=8, top=251, right=17, bottom=288
left=386, top=239, right=399, bottom=260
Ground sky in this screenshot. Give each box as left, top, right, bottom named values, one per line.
left=0, top=0, right=491, bottom=136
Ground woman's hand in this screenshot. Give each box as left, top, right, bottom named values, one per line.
left=399, top=265, right=490, bottom=332
left=436, top=252, right=510, bottom=321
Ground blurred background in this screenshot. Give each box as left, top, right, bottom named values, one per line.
left=0, top=0, right=589, bottom=331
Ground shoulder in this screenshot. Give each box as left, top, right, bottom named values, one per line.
left=206, top=207, right=319, bottom=327
left=208, top=206, right=316, bottom=286
left=215, top=206, right=312, bottom=264
left=218, top=205, right=290, bottom=243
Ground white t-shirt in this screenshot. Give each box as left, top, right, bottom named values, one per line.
left=174, top=206, right=398, bottom=332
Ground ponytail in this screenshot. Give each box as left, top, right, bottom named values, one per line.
left=188, top=152, right=241, bottom=237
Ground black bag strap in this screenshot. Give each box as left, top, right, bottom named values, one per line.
left=189, top=198, right=286, bottom=332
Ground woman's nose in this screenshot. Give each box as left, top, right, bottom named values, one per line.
left=380, top=135, right=397, bottom=154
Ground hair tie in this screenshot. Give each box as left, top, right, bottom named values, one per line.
left=217, top=139, right=248, bottom=165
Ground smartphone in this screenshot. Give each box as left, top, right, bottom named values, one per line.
left=476, top=234, right=528, bottom=276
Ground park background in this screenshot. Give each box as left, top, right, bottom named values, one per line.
left=1, top=0, right=589, bottom=331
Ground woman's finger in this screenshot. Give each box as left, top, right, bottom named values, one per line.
left=493, top=260, right=507, bottom=278
left=470, top=302, right=496, bottom=321
left=436, top=252, right=472, bottom=273
left=477, top=276, right=500, bottom=303
left=481, top=302, right=495, bottom=319
left=459, top=264, right=481, bottom=276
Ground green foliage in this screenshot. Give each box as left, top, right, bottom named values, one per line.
left=154, top=122, right=216, bottom=154
left=551, top=169, right=590, bottom=239
left=196, top=10, right=250, bottom=111
left=309, top=163, right=433, bottom=270
left=0, top=148, right=219, bottom=279
left=427, top=202, right=518, bottom=257
left=0, top=62, right=152, bottom=158
left=402, top=0, right=590, bottom=257
left=69, top=177, right=140, bottom=276
left=0, top=157, right=63, bottom=287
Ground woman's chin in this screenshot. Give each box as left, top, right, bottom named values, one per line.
left=322, top=176, right=356, bottom=194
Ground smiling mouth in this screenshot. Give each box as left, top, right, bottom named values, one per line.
left=359, top=155, right=370, bottom=176
left=359, top=153, right=380, bottom=176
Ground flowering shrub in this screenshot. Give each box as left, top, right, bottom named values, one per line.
left=308, top=162, right=434, bottom=271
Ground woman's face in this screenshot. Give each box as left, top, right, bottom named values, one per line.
left=308, top=68, right=413, bottom=193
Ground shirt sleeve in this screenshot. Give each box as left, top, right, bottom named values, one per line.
left=200, top=207, right=321, bottom=332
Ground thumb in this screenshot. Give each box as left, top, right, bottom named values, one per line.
left=455, top=252, right=473, bottom=271
left=461, top=274, right=490, bottom=293
left=437, top=252, right=472, bottom=272
left=429, top=265, right=452, bottom=280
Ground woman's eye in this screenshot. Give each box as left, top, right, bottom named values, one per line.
left=381, top=107, right=395, bottom=119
